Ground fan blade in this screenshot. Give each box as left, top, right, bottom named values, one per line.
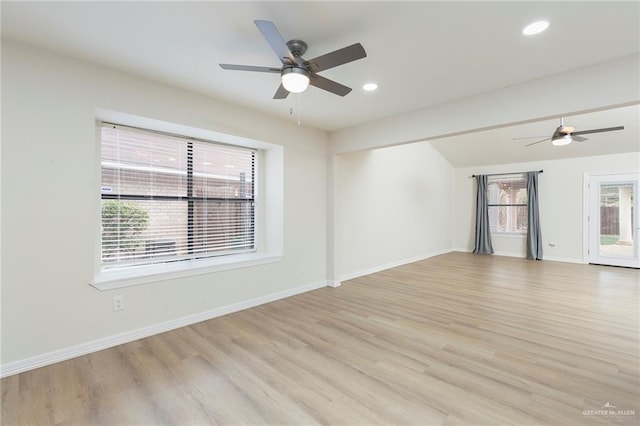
left=571, top=126, right=624, bottom=136
left=304, top=43, right=367, bottom=73
left=309, top=74, right=352, bottom=96
left=219, top=64, right=281, bottom=73
left=512, top=136, right=550, bottom=140
left=573, top=136, right=588, bottom=142
left=254, top=20, right=296, bottom=65
left=273, top=83, right=289, bottom=99
left=525, top=138, right=551, bottom=147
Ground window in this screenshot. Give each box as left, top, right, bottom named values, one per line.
left=100, top=123, right=256, bottom=270
left=487, top=174, right=528, bottom=234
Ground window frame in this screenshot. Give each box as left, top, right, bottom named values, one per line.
left=100, top=124, right=257, bottom=268
left=91, top=113, right=283, bottom=291
left=487, top=173, right=528, bottom=235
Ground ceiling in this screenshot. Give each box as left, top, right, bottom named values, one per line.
left=2, top=1, right=639, bottom=166
left=430, top=103, right=640, bottom=167
left=2, top=1, right=639, bottom=133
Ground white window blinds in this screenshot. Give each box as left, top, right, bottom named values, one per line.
left=100, top=123, right=256, bottom=269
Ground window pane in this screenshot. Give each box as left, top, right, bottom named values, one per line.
left=192, top=142, right=254, bottom=199
left=101, top=127, right=187, bottom=197
left=489, top=205, right=528, bottom=233
left=192, top=200, right=255, bottom=255
left=102, top=199, right=188, bottom=266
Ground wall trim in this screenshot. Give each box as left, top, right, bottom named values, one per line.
left=493, top=250, right=525, bottom=258
left=454, top=247, right=584, bottom=264
left=494, top=251, right=585, bottom=264
left=92, top=253, right=284, bottom=290
left=0, top=280, right=331, bottom=378
left=339, top=249, right=453, bottom=283
left=544, top=256, right=586, bottom=264
left=452, top=248, right=526, bottom=258
left=453, top=247, right=472, bottom=253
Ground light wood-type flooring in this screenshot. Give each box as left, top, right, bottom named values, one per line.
left=2, top=252, right=639, bottom=425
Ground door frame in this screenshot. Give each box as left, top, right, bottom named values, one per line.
left=583, top=171, right=640, bottom=267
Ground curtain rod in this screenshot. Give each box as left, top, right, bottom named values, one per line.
left=471, top=170, right=543, bottom=178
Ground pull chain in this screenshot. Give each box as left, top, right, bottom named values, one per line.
left=297, top=93, right=301, bottom=126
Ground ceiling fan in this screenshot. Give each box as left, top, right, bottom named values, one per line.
left=219, top=20, right=366, bottom=99
left=517, top=118, right=624, bottom=147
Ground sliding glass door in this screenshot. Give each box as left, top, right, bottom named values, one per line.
left=587, top=173, right=639, bottom=268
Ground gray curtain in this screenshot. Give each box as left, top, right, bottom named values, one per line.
left=526, top=171, right=543, bottom=260
left=473, top=175, right=494, bottom=254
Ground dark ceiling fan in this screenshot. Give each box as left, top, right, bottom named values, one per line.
left=516, top=118, right=624, bottom=147
left=219, top=20, right=366, bottom=99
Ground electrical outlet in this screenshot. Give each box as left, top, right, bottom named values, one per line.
left=113, top=295, right=124, bottom=312
left=300, top=263, right=306, bottom=273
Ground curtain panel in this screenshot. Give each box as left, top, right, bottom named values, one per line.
left=526, top=171, right=543, bottom=260
left=473, top=175, right=494, bottom=255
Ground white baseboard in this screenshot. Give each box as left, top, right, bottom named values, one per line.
left=453, top=247, right=472, bottom=253
left=454, top=247, right=584, bottom=264
left=493, top=250, right=525, bottom=258
left=493, top=251, right=585, bottom=264
left=544, top=256, right=586, bottom=264
left=0, top=280, right=331, bottom=378
left=455, top=248, right=524, bottom=258
left=339, top=249, right=453, bottom=283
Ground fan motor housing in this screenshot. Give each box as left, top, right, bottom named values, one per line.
left=286, top=39, right=308, bottom=57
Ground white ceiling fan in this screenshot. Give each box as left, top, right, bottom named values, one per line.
left=515, top=118, right=624, bottom=147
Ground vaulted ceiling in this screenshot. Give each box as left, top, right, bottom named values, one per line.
left=430, top=104, right=639, bottom=167
left=2, top=1, right=639, bottom=164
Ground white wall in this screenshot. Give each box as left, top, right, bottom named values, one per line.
left=1, top=40, right=328, bottom=368
left=454, top=153, right=640, bottom=262
left=334, top=141, right=454, bottom=281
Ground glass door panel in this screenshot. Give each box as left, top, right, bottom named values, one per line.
left=599, top=183, right=634, bottom=259
left=588, top=174, right=639, bottom=268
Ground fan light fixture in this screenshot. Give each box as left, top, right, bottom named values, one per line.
left=281, top=68, right=310, bottom=93
left=552, top=134, right=572, bottom=146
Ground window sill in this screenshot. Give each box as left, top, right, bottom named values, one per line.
left=91, top=252, right=284, bottom=291
left=493, top=232, right=527, bottom=238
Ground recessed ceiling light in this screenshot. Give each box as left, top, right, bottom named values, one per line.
left=202, top=161, right=212, bottom=166
left=363, top=83, right=378, bottom=91
left=523, top=20, right=549, bottom=36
